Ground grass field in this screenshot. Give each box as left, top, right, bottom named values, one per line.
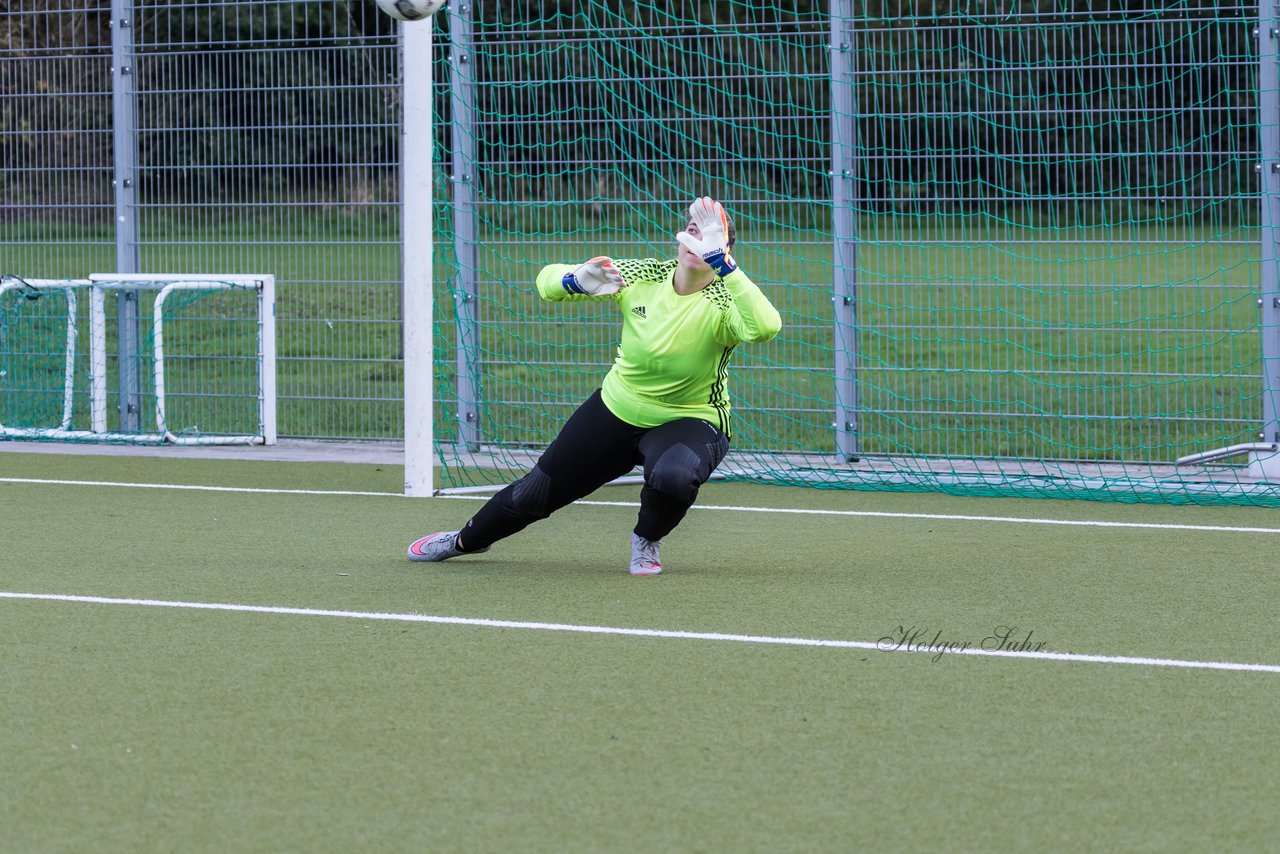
left=2, top=448, right=1278, bottom=851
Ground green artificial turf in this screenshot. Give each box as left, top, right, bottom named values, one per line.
left=1, top=451, right=1278, bottom=851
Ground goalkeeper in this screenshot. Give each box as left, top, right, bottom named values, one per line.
left=408, top=197, right=782, bottom=575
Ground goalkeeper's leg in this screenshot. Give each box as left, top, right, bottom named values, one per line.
left=454, top=390, right=641, bottom=552
left=633, top=417, right=729, bottom=542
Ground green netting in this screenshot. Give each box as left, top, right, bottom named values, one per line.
left=0, top=276, right=263, bottom=442
left=429, top=0, right=1280, bottom=504
left=0, top=281, right=87, bottom=433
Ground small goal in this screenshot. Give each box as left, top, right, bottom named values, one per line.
left=0, top=273, right=276, bottom=445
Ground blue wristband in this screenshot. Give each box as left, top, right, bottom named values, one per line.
left=562, top=272, right=586, bottom=294
left=704, top=250, right=737, bottom=277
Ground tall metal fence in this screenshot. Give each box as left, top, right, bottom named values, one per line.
left=4, top=1, right=1277, bottom=501
left=3, top=0, right=403, bottom=439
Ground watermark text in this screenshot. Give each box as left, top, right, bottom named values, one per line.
left=877, top=625, right=1048, bottom=662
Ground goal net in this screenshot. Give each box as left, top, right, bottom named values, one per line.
left=0, top=274, right=276, bottom=445
left=420, top=1, right=1280, bottom=505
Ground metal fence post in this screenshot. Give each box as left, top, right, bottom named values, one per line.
left=830, top=0, right=860, bottom=462
left=110, top=0, right=140, bottom=432
left=1257, top=2, right=1280, bottom=479
left=451, top=1, right=482, bottom=450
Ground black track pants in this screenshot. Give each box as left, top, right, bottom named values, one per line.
left=460, top=390, right=729, bottom=550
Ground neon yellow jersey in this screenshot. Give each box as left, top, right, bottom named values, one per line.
left=536, top=258, right=782, bottom=437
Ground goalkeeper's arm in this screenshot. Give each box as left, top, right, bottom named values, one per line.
left=719, top=267, right=782, bottom=344
left=677, top=197, right=781, bottom=344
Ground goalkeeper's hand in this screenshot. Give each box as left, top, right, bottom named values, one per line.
left=676, top=196, right=737, bottom=276
left=561, top=256, right=626, bottom=296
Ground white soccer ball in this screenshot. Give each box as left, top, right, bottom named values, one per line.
left=374, top=0, right=445, bottom=21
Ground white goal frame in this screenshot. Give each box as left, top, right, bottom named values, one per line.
left=401, top=19, right=435, bottom=495
left=0, top=274, right=276, bottom=445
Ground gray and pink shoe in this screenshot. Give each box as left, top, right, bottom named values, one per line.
left=630, top=533, right=663, bottom=576
left=407, top=531, right=489, bottom=562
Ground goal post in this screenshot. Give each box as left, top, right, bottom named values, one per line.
left=0, top=273, right=276, bottom=445
left=407, top=2, right=1280, bottom=506
left=401, top=16, right=434, bottom=496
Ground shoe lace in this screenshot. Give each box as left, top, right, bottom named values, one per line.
left=431, top=533, right=459, bottom=556
left=636, top=538, right=661, bottom=568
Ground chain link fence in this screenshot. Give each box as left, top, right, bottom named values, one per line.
left=4, top=1, right=1277, bottom=501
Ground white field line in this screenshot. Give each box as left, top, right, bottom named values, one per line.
left=2, top=591, right=1277, bottom=675
left=0, top=476, right=398, bottom=498
left=4, top=475, right=1280, bottom=536
left=541, top=498, right=1280, bottom=536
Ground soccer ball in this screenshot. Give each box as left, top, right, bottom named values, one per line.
left=374, top=0, right=445, bottom=21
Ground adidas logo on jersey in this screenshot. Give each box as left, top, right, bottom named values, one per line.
left=631, top=305, right=647, bottom=318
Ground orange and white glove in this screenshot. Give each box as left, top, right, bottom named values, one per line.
left=676, top=197, right=737, bottom=276
left=561, top=256, right=626, bottom=296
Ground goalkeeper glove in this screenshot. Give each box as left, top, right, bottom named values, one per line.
left=676, top=197, right=737, bottom=276
left=561, top=256, right=626, bottom=296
